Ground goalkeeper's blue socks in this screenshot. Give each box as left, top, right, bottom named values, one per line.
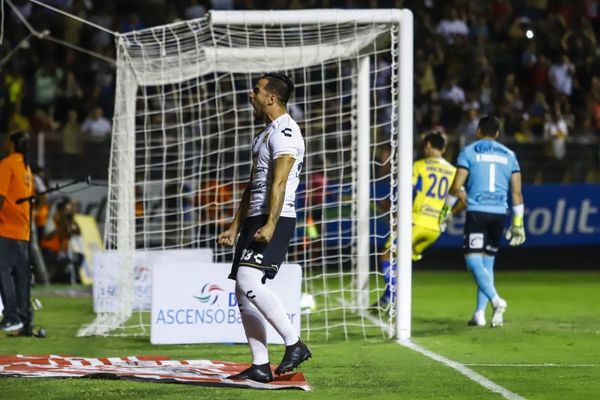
left=379, top=259, right=396, bottom=305
left=465, top=254, right=498, bottom=303
left=476, top=255, right=496, bottom=312
left=476, top=289, right=487, bottom=312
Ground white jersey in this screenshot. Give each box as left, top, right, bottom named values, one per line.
left=248, top=113, right=305, bottom=219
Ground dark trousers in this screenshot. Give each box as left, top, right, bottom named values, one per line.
left=0, top=236, right=32, bottom=327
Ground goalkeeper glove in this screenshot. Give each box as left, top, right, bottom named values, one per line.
left=505, top=215, right=526, bottom=246
left=438, top=204, right=452, bottom=233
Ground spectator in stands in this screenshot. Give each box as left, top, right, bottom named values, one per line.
left=527, top=90, right=550, bottom=137
left=185, top=0, right=208, bottom=19
left=4, top=69, right=25, bottom=107
left=469, top=14, right=490, bottom=46
left=40, top=197, right=83, bottom=283
left=56, top=71, right=84, bottom=122
left=29, top=108, right=57, bottom=136
left=63, top=0, right=86, bottom=46
left=478, top=74, right=494, bottom=114
left=30, top=165, right=50, bottom=284
left=549, top=54, right=575, bottom=97
left=491, top=0, right=513, bottom=37
left=439, top=77, right=466, bottom=105
left=521, top=40, right=538, bottom=72
left=81, top=107, right=111, bottom=141
left=62, top=109, right=83, bottom=167
left=197, top=180, right=233, bottom=227
left=436, top=8, right=469, bottom=45
left=32, top=166, right=50, bottom=241
left=439, top=77, right=465, bottom=129
left=7, top=101, right=31, bottom=134
left=34, top=60, right=64, bottom=111
left=562, top=18, right=597, bottom=74
left=543, top=106, right=569, bottom=182
left=415, top=49, right=438, bottom=101
left=530, top=54, right=551, bottom=90
left=457, top=107, right=480, bottom=148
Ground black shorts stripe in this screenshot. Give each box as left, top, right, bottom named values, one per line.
left=228, top=215, right=296, bottom=281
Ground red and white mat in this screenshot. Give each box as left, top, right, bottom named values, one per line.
left=0, top=355, right=311, bottom=391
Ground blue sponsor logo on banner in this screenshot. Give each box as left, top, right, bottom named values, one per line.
left=436, top=184, right=600, bottom=247
left=155, top=284, right=297, bottom=326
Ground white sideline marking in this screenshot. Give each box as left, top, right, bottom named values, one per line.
left=465, top=363, right=599, bottom=368
left=336, top=296, right=524, bottom=399
left=399, top=340, right=526, bottom=400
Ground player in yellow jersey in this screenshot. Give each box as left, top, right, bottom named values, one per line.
left=373, top=131, right=465, bottom=309
left=411, top=133, right=461, bottom=260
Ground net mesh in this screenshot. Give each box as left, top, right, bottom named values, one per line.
left=79, top=13, right=401, bottom=340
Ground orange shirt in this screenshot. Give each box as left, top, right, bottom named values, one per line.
left=35, top=202, right=49, bottom=227
left=198, top=180, right=234, bottom=224
left=40, top=216, right=69, bottom=253
left=0, top=153, right=34, bottom=241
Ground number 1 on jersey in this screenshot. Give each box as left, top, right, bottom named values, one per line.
left=489, top=163, right=496, bottom=193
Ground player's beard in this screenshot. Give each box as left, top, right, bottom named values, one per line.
left=252, top=104, right=264, bottom=122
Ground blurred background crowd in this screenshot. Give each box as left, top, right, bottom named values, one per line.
left=1, top=0, right=599, bottom=282
left=0, top=0, right=599, bottom=181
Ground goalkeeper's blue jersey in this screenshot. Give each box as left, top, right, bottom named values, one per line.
left=457, top=139, right=520, bottom=215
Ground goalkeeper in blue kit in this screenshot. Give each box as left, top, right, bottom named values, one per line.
left=440, top=116, right=525, bottom=327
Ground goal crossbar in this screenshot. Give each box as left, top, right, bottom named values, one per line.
left=83, top=9, right=413, bottom=340
left=210, top=9, right=405, bottom=25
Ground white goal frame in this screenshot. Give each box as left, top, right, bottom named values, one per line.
left=84, top=9, right=413, bottom=340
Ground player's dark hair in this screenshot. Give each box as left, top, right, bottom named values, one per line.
left=423, top=131, right=446, bottom=151
left=260, top=72, right=294, bottom=105
left=478, top=115, right=500, bottom=137
left=10, top=131, right=30, bottom=166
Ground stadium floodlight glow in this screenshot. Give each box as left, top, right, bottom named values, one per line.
left=79, top=9, right=413, bottom=341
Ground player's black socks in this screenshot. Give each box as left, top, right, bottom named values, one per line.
left=228, top=362, right=273, bottom=383
left=275, top=339, right=312, bottom=375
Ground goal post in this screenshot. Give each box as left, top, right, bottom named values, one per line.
left=396, top=9, right=414, bottom=340
left=79, top=9, right=414, bottom=340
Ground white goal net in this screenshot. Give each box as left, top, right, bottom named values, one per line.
left=79, top=9, right=413, bottom=340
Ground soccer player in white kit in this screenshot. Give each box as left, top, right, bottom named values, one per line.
left=217, top=73, right=311, bottom=383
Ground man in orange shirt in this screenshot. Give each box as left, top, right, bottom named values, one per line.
left=0, top=131, right=35, bottom=333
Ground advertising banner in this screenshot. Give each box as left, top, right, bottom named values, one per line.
left=93, top=249, right=213, bottom=313
left=151, top=262, right=302, bottom=345
left=436, top=184, right=600, bottom=247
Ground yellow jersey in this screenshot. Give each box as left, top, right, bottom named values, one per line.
left=412, top=157, right=456, bottom=231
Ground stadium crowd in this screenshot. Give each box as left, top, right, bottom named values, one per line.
left=0, top=0, right=599, bottom=184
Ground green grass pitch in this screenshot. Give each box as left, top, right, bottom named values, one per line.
left=0, top=271, right=599, bottom=399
